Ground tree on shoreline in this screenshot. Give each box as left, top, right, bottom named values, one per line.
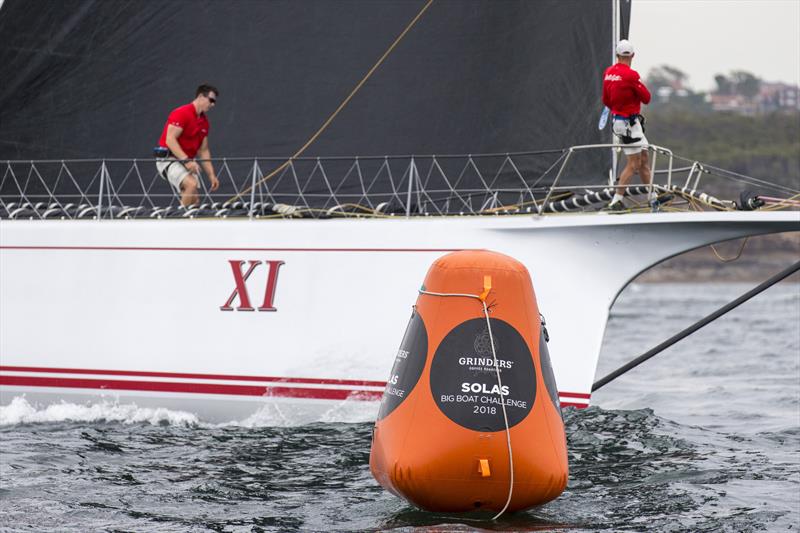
left=646, top=109, right=799, bottom=189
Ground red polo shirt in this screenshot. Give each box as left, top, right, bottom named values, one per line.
left=602, top=63, right=651, bottom=116
left=157, top=103, right=210, bottom=159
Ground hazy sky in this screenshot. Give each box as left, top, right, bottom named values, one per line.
left=630, top=0, right=800, bottom=91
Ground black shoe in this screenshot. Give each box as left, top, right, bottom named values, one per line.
left=603, top=201, right=626, bottom=212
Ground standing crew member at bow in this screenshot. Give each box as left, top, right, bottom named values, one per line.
left=155, top=84, right=220, bottom=206
left=602, top=40, right=654, bottom=211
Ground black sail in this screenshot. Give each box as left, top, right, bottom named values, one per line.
left=0, top=0, right=628, bottom=191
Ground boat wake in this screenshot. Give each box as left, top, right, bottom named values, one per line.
left=0, top=395, right=381, bottom=428
left=0, top=396, right=201, bottom=427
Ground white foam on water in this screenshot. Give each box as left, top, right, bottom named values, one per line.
left=0, top=395, right=382, bottom=428
left=225, top=402, right=297, bottom=428
left=0, top=396, right=200, bottom=426
left=319, top=395, right=381, bottom=424
left=217, top=396, right=381, bottom=428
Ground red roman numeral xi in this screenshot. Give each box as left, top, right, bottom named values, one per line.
left=220, top=260, right=285, bottom=312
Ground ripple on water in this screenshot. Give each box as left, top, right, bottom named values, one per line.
left=0, top=405, right=796, bottom=532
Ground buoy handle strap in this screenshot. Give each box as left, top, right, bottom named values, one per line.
left=478, top=275, right=492, bottom=302
left=417, top=287, right=514, bottom=520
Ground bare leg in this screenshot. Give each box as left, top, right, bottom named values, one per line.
left=639, top=150, right=652, bottom=185
left=180, top=175, right=200, bottom=207
left=616, top=152, right=642, bottom=196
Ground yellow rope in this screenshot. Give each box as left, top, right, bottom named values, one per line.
left=228, top=0, right=435, bottom=204
left=709, top=236, right=750, bottom=262
left=480, top=192, right=573, bottom=214
left=682, top=195, right=749, bottom=262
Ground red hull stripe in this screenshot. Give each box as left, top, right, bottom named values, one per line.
left=0, top=365, right=386, bottom=388
left=0, top=375, right=384, bottom=401
left=0, top=246, right=462, bottom=253
left=0, top=366, right=591, bottom=408
left=1, top=375, right=588, bottom=409
left=557, top=391, right=592, bottom=400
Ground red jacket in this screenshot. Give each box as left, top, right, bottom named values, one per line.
left=602, top=63, right=651, bottom=116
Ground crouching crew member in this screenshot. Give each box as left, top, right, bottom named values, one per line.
left=602, top=40, right=654, bottom=211
left=155, top=84, right=220, bottom=206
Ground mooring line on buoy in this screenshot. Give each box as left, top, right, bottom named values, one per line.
left=593, top=260, right=800, bottom=392
left=418, top=285, right=514, bottom=520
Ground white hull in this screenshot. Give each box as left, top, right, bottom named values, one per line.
left=1, top=211, right=797, bottom=422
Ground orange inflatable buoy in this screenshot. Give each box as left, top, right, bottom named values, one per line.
left=369, top=250, right=567, bottom=515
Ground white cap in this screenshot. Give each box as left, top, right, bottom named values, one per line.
left=615, top=39, right=635, bottom=57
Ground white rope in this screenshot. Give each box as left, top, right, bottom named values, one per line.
left=418, top=289, right=514, bottom=520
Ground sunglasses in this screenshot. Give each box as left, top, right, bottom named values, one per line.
left=208, top=97, right=217, bottom=104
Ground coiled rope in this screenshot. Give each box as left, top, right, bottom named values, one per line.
left=228, top=0, right=435, bottom=204
left=418, top=282, right=514, bottom=521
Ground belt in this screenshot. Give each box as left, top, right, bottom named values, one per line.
left=153, top=146, right=172, bottom=158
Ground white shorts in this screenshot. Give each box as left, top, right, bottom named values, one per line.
left=612, top=117, right=649, bottom=155
left=156, top=158, right=195, bottom=191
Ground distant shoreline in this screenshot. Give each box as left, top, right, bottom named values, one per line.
left=635, top=232, right=800, bottom=283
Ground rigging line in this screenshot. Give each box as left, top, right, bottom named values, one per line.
left=760, top=193, right=800, bottom=211
left=710, top=172, right=800, bottom=196
left=1, top=148, right=566, bottom=165
left=680, top=190, right=733, bottom=212
left=669, top=153, right=800, bottom=196
left=709, top=236, right=749, bottom=263
left=592, top=259, right=800, bottom=392
left=526, top=150, right=569, bottom=191
left=227, top=0, right=435, bottom=204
